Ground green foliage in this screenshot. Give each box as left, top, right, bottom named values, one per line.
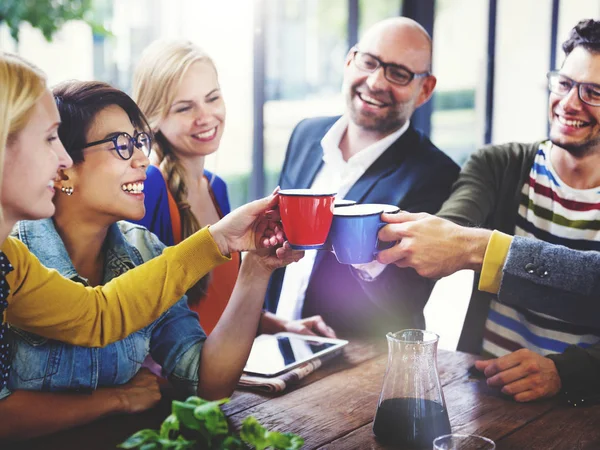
left=0, top=0, right=108, bottom=42
left=118, top=396, right=304, bottom=450
left=240, top=417, right=303, bottom=450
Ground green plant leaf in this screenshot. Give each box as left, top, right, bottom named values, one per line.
left=172, top=400, right=204, bottom=432
left=118, top=397, right=303, bottom=450
left=264, top=430, right=305, bottom=450
left=160, top=414, right=180, bottom=440
left=280, top=432, right=305, bottom=450
left=171, top=435, right=197, bottom=450
left=218, top=435, right=245, bottom=450
left=139, top=443, right=161, bottom=450
left=118, top=429, right=160, bottom=449
left=184, top=396, right=209, bottom=407
left=265, top=431, right=293, bottom=449
left=193, top=401, right=230, bottom=436
left=240, top=416, right=269, bottom=450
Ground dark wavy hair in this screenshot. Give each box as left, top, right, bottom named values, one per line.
left=563, top=19, right=600, bottom=56
left=52, top=80, right=152, bottom=164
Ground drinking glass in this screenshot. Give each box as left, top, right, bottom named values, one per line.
left=433, top=433, right=496, bottom=450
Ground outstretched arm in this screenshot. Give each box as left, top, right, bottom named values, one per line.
left=0, top=369, right=160, bottom=440
left=5, top=193, right=285, bottom=347
left=196, top=246, right=303, bottom=400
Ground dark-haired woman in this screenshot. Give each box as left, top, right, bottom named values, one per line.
left=0, top=80, right=302, bottom=440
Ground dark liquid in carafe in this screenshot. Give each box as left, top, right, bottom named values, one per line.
left=373, top=397, right=451, bottom=449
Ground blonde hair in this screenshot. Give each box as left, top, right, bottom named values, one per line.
left=132, top=39, right=217, bottom=239
left=0, top=52, right=47, bottom=219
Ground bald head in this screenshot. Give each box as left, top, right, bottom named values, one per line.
left=342, top=16, right=437, bottom=138
left=358, top=17, right=433, bottom=72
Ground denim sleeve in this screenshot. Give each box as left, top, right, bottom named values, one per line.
left=0, top=385, right=12, bottom=401
left=169, top=342, right=202, bottom=396
left=149, top=297, right=206, bottom=394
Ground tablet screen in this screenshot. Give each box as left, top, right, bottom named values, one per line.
left=244, top=334, right=345, bottom=376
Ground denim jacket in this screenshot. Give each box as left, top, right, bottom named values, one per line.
left=0, top=219, right=206, bottom=400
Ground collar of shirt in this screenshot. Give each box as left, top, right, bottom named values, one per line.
left=14, top=218, right=138, bottom=282
left=320, top=115, right=411, bottom=171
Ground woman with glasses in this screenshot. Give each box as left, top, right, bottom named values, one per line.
left=0, top=51, right=288, bottom=414
left=133, top=40, right=335, bottom=337
left=0, top=80, right=302, bottom=440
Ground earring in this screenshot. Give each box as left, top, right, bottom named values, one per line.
left=61, top=186, right=74, bottom=196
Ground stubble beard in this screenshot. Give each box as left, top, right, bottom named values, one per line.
left=345, top=86, right=409, bottom=134
left=550, top=128, right=600, bottom=158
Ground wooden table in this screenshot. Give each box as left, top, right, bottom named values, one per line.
left=7, top=340, right=600, bottom=449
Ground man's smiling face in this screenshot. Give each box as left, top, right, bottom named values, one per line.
left=341, top=21, right=434, bottom=137
left=549, top=46, right=600, bottom=156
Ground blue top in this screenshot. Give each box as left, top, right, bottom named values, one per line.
left=135, top=165, right=231, bottom=245
left=0, top=219, right=206, bottom=399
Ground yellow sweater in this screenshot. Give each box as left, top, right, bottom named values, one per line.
left=3, top=227, right=229, bottom=347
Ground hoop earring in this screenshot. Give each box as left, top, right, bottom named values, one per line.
left=60, top=186, right=74, bottom=196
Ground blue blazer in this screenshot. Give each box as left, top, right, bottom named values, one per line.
left=265, top=116, right=461, bottom=337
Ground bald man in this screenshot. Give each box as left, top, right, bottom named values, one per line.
left=261, top=18, right=460, bottom=338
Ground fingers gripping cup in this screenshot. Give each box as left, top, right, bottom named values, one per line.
left=329, top=204, right=398, bottom=264
left=278, top=189, right=336, bottom=250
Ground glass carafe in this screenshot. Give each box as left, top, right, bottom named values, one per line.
left=373, top=329, right=451, bottom=449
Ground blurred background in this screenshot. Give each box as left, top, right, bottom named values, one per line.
left=2, top=0, right=598, bottom=348
left=3, top=0, right=598, bottom=208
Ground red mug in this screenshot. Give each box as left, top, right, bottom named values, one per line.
left=278, top=189, right=336, bottom=250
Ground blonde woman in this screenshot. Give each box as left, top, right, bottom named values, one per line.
left=133, top=40, right=335, bottom=337
left=0, top=51, right=286, bottom=393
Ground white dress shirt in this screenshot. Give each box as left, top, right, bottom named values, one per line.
left=275, top=116, right=410, bottom=321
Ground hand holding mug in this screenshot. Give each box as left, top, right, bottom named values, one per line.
left=278, top=189, right=336, bottom=250
left=209, top=191, right=285, bottom=255
left=329, top=204, right=400, bottom=264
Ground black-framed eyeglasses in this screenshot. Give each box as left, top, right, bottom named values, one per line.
left=351, top=48, right=430, bottom=86
left=547, top=71, right=600, bottom=107
left=83, top=132, right=152, bottom=160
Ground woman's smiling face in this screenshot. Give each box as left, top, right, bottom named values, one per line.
left=158, top=60, right=226, bottom=158
left=3, top=89, right=72, bottom=223
left=62, top=105, right=150, bottom=223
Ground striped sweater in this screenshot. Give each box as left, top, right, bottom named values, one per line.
left=483, top=141, right=600, bottom=357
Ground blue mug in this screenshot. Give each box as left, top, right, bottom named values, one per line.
left=314, top=199, right=358, bottom=251
left=329, top=204, right=397, bottom=264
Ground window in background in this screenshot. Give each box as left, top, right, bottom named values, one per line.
left=262, top=0, right=347, bottom=193
left=492, top=0, right=553, bottom=145
left=430, top=0, right=487, bottom=165
left=96, top=0, right=255, bottom=209
left=556, top=1, right=600, bottom=69
left=262, top=0, right=404, bottom=193
left=0, top=21, right=95, bottom=87
left=1, top=0, right=255, bottom=210
left=358, top=0, right=402, bottom=38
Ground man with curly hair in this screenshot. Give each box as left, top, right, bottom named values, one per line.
left=378, top=18, right=600, bottom=403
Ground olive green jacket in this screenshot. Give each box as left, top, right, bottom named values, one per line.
left=438, top=140, right=600, bottom=399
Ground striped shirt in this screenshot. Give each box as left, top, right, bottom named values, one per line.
left=483, top=141, right=600, bottom=357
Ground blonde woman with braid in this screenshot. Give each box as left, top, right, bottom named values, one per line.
left=0, top=51, right=287, bottom=397
left=133, top=40, right=336, bottom=337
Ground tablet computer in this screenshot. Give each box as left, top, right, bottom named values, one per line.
left=243, top=332, right=348, bottom=377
